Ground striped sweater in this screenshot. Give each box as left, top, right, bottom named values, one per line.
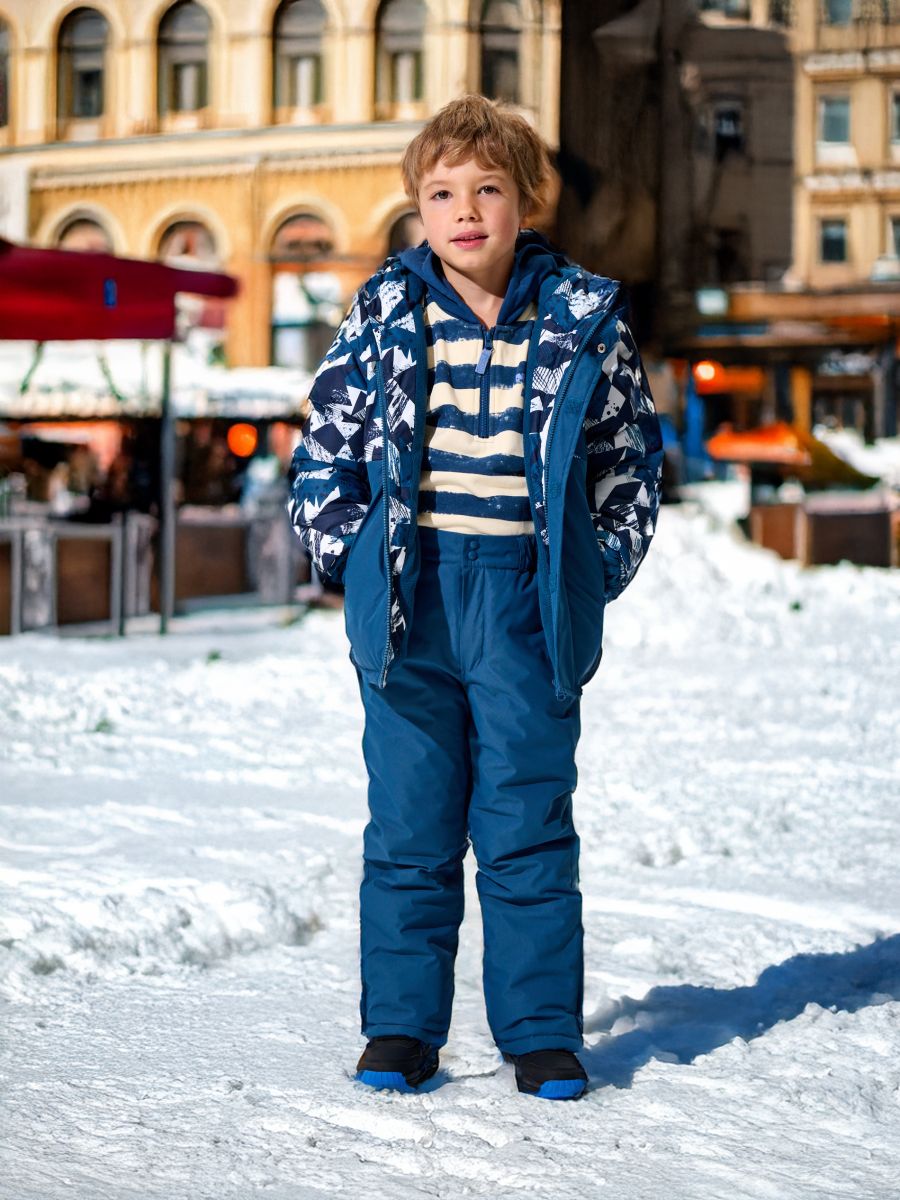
left=417, top=290, right=536, bottom=536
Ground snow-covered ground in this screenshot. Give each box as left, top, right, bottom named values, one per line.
left=2, top=484, right=899, bottom=1200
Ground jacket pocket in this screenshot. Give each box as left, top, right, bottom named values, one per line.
left=342, top=487, right=390, bottom=673
left=567, top=565, right=607, bottom=687
left=559, top=460, right=608, bottom=689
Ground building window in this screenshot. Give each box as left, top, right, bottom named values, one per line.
left=158, top=219, right=226, bottom=336
left=819, top=95, right=850, bottom=142
left=892, top=92, right=900, bottom=142
left=58, top=9, right=109, bottom=122
left=375, top=0, right=425, bottom=109
left=769, top=0, right=793, bottom=23
left=822, top=0, right=854, bottom=24
left=891, top=216, right=900, bottom=258
left=713, top=101, right=745, bottom=160
left=56, top=216, right=113, bottom=252
left=158, top=220, right=218, bottom=267
left=158, top=2, right=211, bottom=115
left=480, top=1, right=520, bottom=104
left=270, top=213, right=342, bottom=369
left=273, top=0, right=325, bottom=112
left=701, top=1, right=751, bottom=16
left=0, top=21, right=9, bottom=128
left=820, top=218, right=848, bottom=262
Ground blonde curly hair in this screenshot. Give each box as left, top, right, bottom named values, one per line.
left=401, top=94, right=553, bottom=220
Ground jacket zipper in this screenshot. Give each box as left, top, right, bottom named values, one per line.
left=375, top=356, right=392, bottom=687
left=542, top=312, right=608, bottom=545
left=475, top=330, right=493, bottom=439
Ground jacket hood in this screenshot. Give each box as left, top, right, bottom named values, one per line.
left=399, top=229, right=567, bottom=325
left=360, top=238, right=622, bottom=335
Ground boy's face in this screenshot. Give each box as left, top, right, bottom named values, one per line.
left=417, top=156, right=522, bottom=291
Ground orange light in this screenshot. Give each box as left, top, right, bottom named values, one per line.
left=693, top=363, right=766, bottom=396
left=227, top=423, right=258, bottom=458
left=694, top=360, right=719, bottom=383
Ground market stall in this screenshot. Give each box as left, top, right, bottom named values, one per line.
left=0, top=236, right=240, bottom=634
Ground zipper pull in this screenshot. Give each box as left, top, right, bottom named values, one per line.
left=475, top=338, right=492, bottom=376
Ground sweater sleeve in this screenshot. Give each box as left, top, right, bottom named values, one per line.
left=286, top=290, right=372, bottom=585
left=584, top=296, right=664, bottom=601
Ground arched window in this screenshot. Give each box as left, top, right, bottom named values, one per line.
left=158, top=1, right=210, bottom=115
left=387, top=211, right=424, bottom=254
left=58, top=9, right=109, bottom=121
left=270, top=212, right=342, bottom=369
left=0, top=21, right=9, bottom=129
left=158, top=219, right=225, bottom=336
left=158, top=219, right=219, bottom=267
left=480, top=0, right=520, bottom=104
left=273, top=0, right=326, bottom=114
left=56, top=216, right=113, bottom=252
left=375, top=0, right=425, bottom=110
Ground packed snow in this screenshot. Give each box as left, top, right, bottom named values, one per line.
left=1, top=482, right=899, bottom=1200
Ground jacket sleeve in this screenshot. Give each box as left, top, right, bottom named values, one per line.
left=584, top=297, right=664, bottom=602
left=286, top=290, right=372, bottom=585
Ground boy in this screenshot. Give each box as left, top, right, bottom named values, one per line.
left=288, top=95, right=663, bottom=1100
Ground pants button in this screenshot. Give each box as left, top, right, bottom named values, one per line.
left=467, top=551, right=478, bottom=561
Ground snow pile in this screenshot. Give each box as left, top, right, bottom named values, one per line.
left=812, top=425, right=900, bottom=490
left=1, top=491, right=899, bottom=1199
left=0, top=872, right=322, bottom=1001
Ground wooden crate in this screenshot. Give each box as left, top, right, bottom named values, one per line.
left=174, top=520, right=249, bottom=600
left=56, top=534, right=114, bottom=625
left=802, top=504, right=892, bottom=569
left=0, top=540, right=11, bottom=635
left=749, top=503, right=803, bottom=561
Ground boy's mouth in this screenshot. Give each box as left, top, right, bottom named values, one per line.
left=451, top=232, right=488, bottom=247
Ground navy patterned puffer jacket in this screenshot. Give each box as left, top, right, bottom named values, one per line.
left=288, top=252, right=663, bottom=700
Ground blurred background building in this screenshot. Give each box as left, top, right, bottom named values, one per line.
left=558, top=0, right=900, bottom=447
left=0, top=0, right=561, bottom=369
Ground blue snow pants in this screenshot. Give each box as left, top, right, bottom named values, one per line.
left=355, top=526, right=584, bottom=1055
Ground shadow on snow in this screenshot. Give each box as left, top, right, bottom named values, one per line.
left=582, top=933, right=900, bottom=1090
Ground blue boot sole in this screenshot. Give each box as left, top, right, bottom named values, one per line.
left=356, top=1069, right=417, bottom=1093
left=536, top=1078, right=586, bottom=1100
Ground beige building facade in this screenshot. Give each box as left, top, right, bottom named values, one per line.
left=679, top=3, right=899, bottom=440
left=0, top=0, right=560, bottom=367
left=789, top=0, right=900, bottom=289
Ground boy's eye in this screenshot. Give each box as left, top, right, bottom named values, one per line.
left=480, top=185, right=499, bottom=194
left=431, top=190, right=451, bottom=201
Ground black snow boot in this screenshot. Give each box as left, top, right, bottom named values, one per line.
left=502, top=1048, right=588, bottom=1100
left=355, top=1036, right=440, bottom=1093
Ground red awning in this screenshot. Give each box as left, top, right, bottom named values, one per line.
left=0, top=238, right=239, bottom=342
